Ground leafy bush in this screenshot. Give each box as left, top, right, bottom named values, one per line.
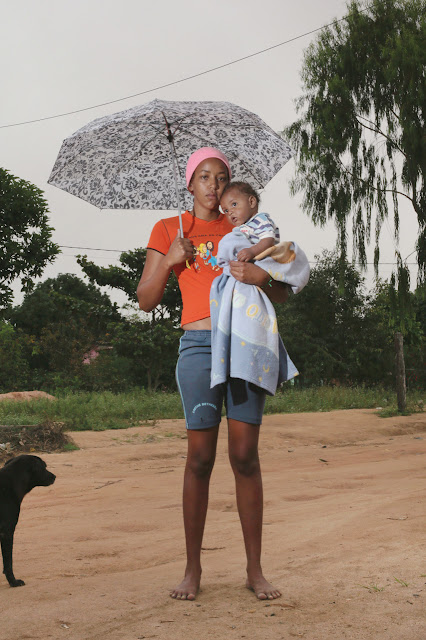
left=0, top=322, right=31, bottom=391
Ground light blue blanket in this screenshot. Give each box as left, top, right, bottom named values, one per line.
left=210, top=230, right=310, bottom=395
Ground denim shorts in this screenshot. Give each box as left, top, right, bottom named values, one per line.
left=176, top=330, right=266, bottom=430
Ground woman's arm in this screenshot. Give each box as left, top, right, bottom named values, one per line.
left=137, top=232, right=193, bottom=312
left=228, top=261, right=289, bottom=303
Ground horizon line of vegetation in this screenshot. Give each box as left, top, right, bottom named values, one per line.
left=0, top=386, right=423, bottom=431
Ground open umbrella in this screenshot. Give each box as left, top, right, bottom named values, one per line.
left=48, top=99, right=294, bottom=235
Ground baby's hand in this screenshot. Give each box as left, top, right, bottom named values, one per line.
left=237, top=247, right=255, bottom=262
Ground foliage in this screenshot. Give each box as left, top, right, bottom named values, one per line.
left=6, top=267, right=181, bottom=393
left=404, top=283, right=426, bottom=388
left=276, top=250, right=373, bottom=385
left=7, top=274, right=123, bottom=385
left=0, top=322, right=31, bottom=391
left=38, top=318, right=96, bottom=374
left=110, top=315, right=181, bottom=392
left=284, top=0, right=426, bottom=281
left=3, top=256, right=423, bottom=394
left=275, top=250, right=424, bottom=387
left=77, top=249, right=143, bottom=303
left=78, top=248, right=182, bottom=324
left=76, top=248, right=183, bottom=390
left=9, top=273, right=121, bottom=339
left=0, top=168, right=59, bottom=310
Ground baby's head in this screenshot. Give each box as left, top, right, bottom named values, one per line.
left=220, top=181, right=260, bottom=227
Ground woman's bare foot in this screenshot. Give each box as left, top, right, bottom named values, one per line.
left=246, top=572, right=281, bottom=600
left=170, top=569, right=201, bottom=601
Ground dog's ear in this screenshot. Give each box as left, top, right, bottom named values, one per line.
left=4, top=458, right=14, bottom=467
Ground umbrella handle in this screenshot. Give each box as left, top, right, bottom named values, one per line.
left=164, top=117, right=189, bottom=267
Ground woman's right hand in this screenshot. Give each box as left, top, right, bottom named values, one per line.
left=166, top=230, right=194, bottom=268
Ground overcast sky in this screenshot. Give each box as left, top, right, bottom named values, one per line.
left=1, top=0, right=420, bottom=309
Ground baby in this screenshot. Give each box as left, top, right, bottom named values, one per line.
left=220, top=181, right=279, bottom=262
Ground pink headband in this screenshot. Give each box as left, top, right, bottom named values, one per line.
left=185, top=147, right=231, bottom=188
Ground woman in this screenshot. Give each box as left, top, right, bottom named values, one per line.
left=137, top=147, right=288, bottom=601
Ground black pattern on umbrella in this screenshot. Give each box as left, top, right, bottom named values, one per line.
left=48, top=99, right=294, bottom=214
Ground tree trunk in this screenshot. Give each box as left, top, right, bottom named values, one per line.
left=394, top=332, right=406, bottom=413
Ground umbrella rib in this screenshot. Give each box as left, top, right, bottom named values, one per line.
left=108, top=125, right=169, bottom=175
left=169, top=113, right=199, bottom=138
left=161, top=110, right=186, bottom=234
left=49, top=126, right=166, bottom=182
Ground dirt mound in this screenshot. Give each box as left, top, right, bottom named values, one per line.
left=0, top=391, right=56, bottom=401
left=0, top=421, right=74, bottom=459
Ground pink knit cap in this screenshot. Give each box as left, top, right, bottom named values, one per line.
left=185, top=147, right=231, bottom=188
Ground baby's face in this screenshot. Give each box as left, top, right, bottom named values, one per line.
left=220, top=189, right=257, bottom=226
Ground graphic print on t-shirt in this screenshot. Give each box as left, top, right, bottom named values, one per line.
left=192, top=238, right=221, bottom=272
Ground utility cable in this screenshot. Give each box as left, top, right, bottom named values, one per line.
left=58, top=245, right=417, bottom=265
left=0, top=5, right=373, bottom=130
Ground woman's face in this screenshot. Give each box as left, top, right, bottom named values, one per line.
left=188, top=158, right=229, bottom=210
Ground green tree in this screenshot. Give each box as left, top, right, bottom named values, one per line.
left=8, top=274, right=123, bottom=387
left=0, top=322, right=31, bottom=391
left=278, top=250, right=425, bottom=389
left=276, top=250, right=370, bottom=385
left=38, top=317, right=95, bottom=375
left=111, top=315, right=180, bottom=391
left=285, top=0, right=426, bottom=280
left=0, top=168, right=59, bottom=310
left=77, top=248, right=183, bottom=390
left=407, top=284, right=426, bottom=388
left=9, top=273, right=121, bottom=339
left=78, top=248, right=182, bottom=324
left=372, top=280, right=426, bottom=388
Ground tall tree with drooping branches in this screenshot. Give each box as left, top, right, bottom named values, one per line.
left=285, top=0, right=425, bottom=281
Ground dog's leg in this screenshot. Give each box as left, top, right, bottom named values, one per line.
left=1, top=535, right=25, bottom=587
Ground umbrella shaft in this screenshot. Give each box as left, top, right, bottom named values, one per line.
left=168, top=139, right=184, bottom=236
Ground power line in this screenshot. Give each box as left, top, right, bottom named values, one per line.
left=58, top=246, right=417, bottom=265
left=60, top=245, right=127, bottom=252
left=0, top=7, right=372, bottom=130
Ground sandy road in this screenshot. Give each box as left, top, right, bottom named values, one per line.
left=1, top=409, right=425, bottom=640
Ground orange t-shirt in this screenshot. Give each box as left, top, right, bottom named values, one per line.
left=147, top=211, right=233, bottom=326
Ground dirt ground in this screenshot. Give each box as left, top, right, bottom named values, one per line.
left=2, top=409, right=426, bottom=640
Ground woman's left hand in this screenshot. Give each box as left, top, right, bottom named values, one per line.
left=229, top=261, right=268, bottom=286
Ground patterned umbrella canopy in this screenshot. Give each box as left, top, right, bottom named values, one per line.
left=48, top=99, right=294, bottom=219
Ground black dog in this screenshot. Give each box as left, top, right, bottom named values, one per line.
left=0, top=455, right=55, bottom=587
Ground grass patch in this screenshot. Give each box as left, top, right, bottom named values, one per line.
left=265, top=386, right=424, bottom=416
left=358, top=583, right=386, bottom=593
left=378, top=403, right=424, bottom=418
left=0, top=387, right=423, bottom=432
left=0, top=390, right=184, bottom=431
left=63, top=442, right=80, bottom=452
left=394, top=577, right=409, bottom=587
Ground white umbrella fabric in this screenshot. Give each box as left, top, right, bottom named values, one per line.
left=48, top=99, right=294, bottom=234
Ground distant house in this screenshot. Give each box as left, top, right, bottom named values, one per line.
left=82, top=345, right=112, bottom=365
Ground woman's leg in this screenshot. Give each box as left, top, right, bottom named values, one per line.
left=170, top=425, right=219, bottom=600
left=228, top=418, right=281, bottom=600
